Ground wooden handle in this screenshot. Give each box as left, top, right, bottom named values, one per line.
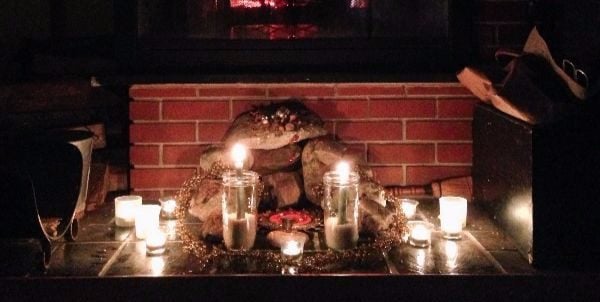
left=385, top=176, right=472, bottom=201
left=385, top=185, right=431, bottom=197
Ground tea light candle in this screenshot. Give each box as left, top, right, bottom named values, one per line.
left=400, top=198, right=419, bottom=219
left=281, top=240, right=303, bottom=263
left=159, top=196, right=177, bottom=219
left=135, top=205, right=161, bottom=239
left=439, top=196, right=468, bottom=227
left=408, top=221, right=433, bottom=248
left=114, top=195, right=142, bottom=227
left=145, top=228, right=167, bottom=256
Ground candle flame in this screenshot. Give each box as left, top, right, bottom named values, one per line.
left=335, top=161, right=351, bottom=184
left=231, top=143, right=247, bottom=169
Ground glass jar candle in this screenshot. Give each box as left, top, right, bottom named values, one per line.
left=222, top=170, right=259, bottom=251
left=323, top=163, right=360, bottom=251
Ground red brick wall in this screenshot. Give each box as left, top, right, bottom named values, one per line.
left=129, top=83, right=477, bottom=199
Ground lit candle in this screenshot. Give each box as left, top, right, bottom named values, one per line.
left=145, top=228, right=167, bottom=256
left=408, top=221, right=432, bottom=248
left=400, top=198, right=419, bottom=219
left=135, top=205, right=161, bottom=239
left=114, top=195, right=142, bottom=227
left=281, top=240, right=303, bottom=263
left=440, top=216, right=463, bottom=239
left=439, top=196, right=467, bottom=239
left=159, top=196, right=177, bottom=219
left=336, top=161, right=350, bottom=225
left=231, top=143, right=247, bottom=219
left=439, top=196, right=468, bottom=226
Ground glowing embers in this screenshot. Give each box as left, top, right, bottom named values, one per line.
left=230, top=0, right=313, bottom=9
left=230, top=24, right=319, bottom=39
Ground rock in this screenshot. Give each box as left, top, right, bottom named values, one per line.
left=263, top=171, right=303, bottom=209
left=188, top=178, right=222, bottom=222
left=223, top=101, right=327, bottom=150
left=199, top=145, right=254, bottom=173
left=302, top=138, right=377, bottom=206
left=251, top=144, right=302, bottom=175
left=199, top=211, right=223, bottom=239
left=359, top=197, right=395, bottom=235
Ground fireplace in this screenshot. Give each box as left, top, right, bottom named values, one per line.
left=123, top=0, right=473, bottom=72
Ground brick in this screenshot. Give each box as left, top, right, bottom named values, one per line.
left=406, top=121, right=472, bottom=141
left=368, top=144, right=435, bottom=164
left=406, top=166, right=471, bottom=185
left=197, top=85, right=266, bottom=97
left=345, top=143, right=367, bottom=162
left=405, top=84, right=472, bottom=96
left=130, top=145, right=160, bottom=166
left=336, top=121, right=403, bottom=141
left=268, top=85, right=335, bottom=97
left=130, top=168, right=196, bottom=189
left=371, top=166, right=404, bottom=186
left=163, top=145, right=207, bottom=165
left=474, top=1, right=530, bottom=23
left=198, top=122, right=230, bottom=142
left=437, top=143, right=473, bottom=164
left=497, top=23, right=532, bottom=45
left=130, top=102, right=160, bottom=120
left=324, top=121, right=335, bottom=135
left=232, top=100, right=281, bottom=118
left=304, top=99, right=368, bottom=119
left=437, top=98, right=477, bottom=118
left=130, top=123, right=196, bottom=143
left=163, top=101, right=229, bottom=120
left=370, top=98, right=436, bottom=118
left=336, top=84, right=405, bottom=96
left=129, top=86, right=196, bottom=98
left=131, top=190, right=162, bottom=201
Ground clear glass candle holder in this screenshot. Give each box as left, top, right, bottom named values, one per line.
left=323, top=170, right=360, bottom=251
left=400, top=198, right=419, bottom=219
left=135, top=205, right=161, bottom=239
left=408, top=220, right=433, bottom=248
left=222, top=170, right=259, bottom=251
left=440, top=216, right=463, bottom=240
left=281, top=240, right=304, bottom=263
left=145, top=227, right=167, bottom=256
left=158, top=196, right=178, bottom=220
left=439, top=196, right=468, bottom=227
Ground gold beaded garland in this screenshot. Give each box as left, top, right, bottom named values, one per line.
left=172, top=161, right=408, bottom=274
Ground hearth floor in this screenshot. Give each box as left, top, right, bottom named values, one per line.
left=0, top=196, right=535, bottom=277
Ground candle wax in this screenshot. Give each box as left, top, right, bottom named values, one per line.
left=324, top=217, right=358, bottom=250
left=223, top=213, right=256, bottom=250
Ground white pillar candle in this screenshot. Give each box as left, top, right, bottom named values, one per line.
left=135, top=205, right=161, bottom=239
left=408, top=221, right=433, bottom=248
left=439, top=196, right=468, bottom=227
left=114, top=195, right=142, bottom=227
left=400, top=198, right=419, bottom=219
left=145, top=228, right=167, bottom=256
